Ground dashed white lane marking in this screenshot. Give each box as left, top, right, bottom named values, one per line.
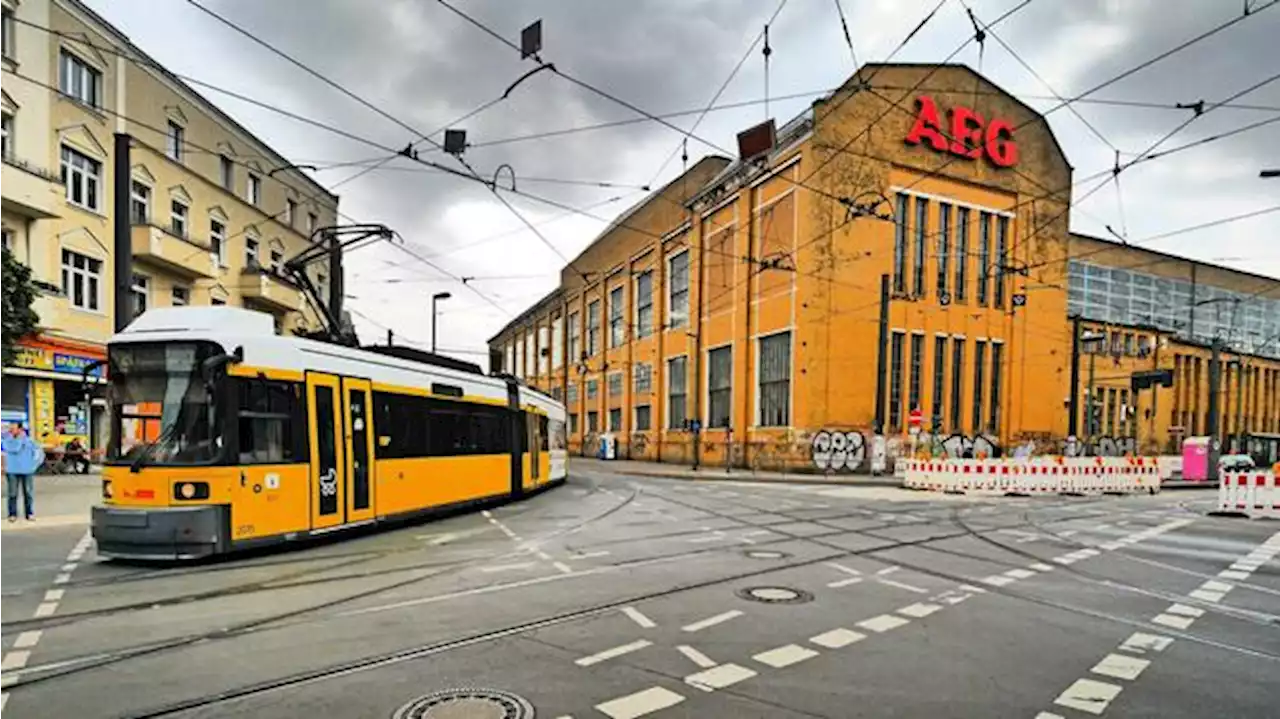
left=595, top=686, right=684, bottom=719
left=552, top=561, right=573, bottom=574
left=857, top=614, right=910, bottom=633
left=1004, top=568, right=1036, bottom=580
left=575, top=639, right=653, bottom=667
left=1029, top=563, right=1054, bottom=572
left=13, top=631, right=42, bottom=649
left=827, top=577, right=863, bottom=588
left=1218, top=569, right=1250, bottom=580
left=1119, top=632, right=1173, bottom=655
left=753, top=644, right=819, bottom=668
left=620, top=606, right=656, bottom=629
left=535, top=550, right=554, bottom=561
left=826, top=562, right=862, bottom=577
left=875, top=566, right=900, bottom=576
left=53, top=573, right=72, bottom=585
left=897, top=602, right=942, bottom=618
left=33, top=602, right=57, bottom=618
left=43, top=589, right=65, bottom=602
left=481, top=562, right=538, bottom=573
left=1200, top=580, right=1233, bottom=593
left=0, top=651, right=30, bottom=670
left=687, top=533, right=726, bottom=544
left=573, top=550, right=611, bottom=559
left=982, top=575, right=1017, bottom=587
left=1166, top=604, right=1204, bottom=618
left=1091, top=653, right=1151, bottom=681
left=685, top=663, right=757, bottom=692
left=676, top=645, right=717, bottom=669
left=877, top=578, right=929, bottom=593
left=1152, top=613, right=1194, bottom=630
left=681, top=610, right=744, bottom=633
left=1055, top=678, right=1123, bottom=715
left=1035, top=713, right=1066, bottom=719
left=810, top=628, right=865, bottom=648
left=1188, top=589, right=1225, bottom=603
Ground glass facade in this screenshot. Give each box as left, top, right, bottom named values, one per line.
left=1067, top=260, right=1280, bottom=358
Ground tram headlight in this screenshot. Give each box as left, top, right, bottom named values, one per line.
left=173, top=481, right=210, bottom=500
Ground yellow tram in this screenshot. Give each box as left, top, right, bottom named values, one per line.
left=92, top=307, right=567, bottom=559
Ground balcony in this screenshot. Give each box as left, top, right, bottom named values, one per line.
left=130, top=224, right=217, bottom=279
left=1, top=156, right=62, bottom=219
left=240, top=267, right=303, bottom=314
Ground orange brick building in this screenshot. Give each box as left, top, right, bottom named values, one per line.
left=488, top=64, right=1280, bottom=470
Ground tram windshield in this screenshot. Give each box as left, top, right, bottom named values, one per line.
left=106, top=341, right=223, bottom=465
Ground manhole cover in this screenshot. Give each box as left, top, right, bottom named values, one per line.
left=393, top=688, right=534, bottom=719
left=736, top=585, right=814, bottom=604
left=743, top=549, right=790, bottom=560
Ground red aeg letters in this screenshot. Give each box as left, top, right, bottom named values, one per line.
left=904, top=95, right=1019, bottom=168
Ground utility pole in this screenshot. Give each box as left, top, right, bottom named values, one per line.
left=1206, top=337, right=1222, bottom=449
left=1235, top=355, right=1246, bottom=453
left=112, top=133, right=133, bottom=333
left=1068, top=316, right=1082, bottom=437
left=873, top=274, right=890, bottom=435
left=327, top=230, right=344, bottom=336
left=387, top=328, right=393, bottom=346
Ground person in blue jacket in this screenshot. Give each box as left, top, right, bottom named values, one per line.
left=2, top=423, right=44, bottom=521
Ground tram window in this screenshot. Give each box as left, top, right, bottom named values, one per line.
left=374, top=391, right=509, bottom=458
left=237, top=380, right=301, bottom=463
left=539, top=415, right=550, bottom=451
left=373, top=391, right=428, bottom=459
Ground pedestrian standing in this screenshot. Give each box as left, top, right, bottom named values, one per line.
left=2, top=423, right=44, bottom=522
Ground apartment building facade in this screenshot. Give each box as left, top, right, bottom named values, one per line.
left=487, top=64, right=1279, bottom=469
left=1, top=0, right=338, bottom=451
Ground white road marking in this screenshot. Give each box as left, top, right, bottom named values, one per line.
left=753, top=644, right=818, bottom=668
left=0, top=693, right=7, bottom=711
left=1035, top=713, right=1066, bottom=719
left=826, top=562, right=862, bottom=577
left=60, top=563, right=76, bottom=572
left=1152, top=613, right=1194, bottom=630
left=1004, top=568, right=1036, bottom=580
left=685, top=663, right=757, bottom=692
left=1029, top=563, right=1054, bottom=572
left=1052, top=556, right=1077, bottom=565
left=827, top=577, right=863, bottom=588
left=1166, top=604, right=1204, bottom=618
left=595, top=686, right=685, bottom=719
left=43, top=589, right=64, bottom=602
left=1054, top=678, right=1123, bottom=715
left=676, top=645, right=717, bottom=669
left=53, top=573, right=71, bottom=585
left=897, top=602, right=942, bottom=618
left=1188, top=589, right=1225, bottom=603
left=877, top=578, right=929, bottom=593
left=1099, top=541, right=1124, bottom=550
left=857, top=614, right=910, bottom=633
left=1218, top=570, right=1249, bottom=581
left=33, top=602, right=57, bottom=618
left=810, top=628, right=865, bottom=648
left=552, top=561, right=573, bottom=574
left=1119, top=632, right=1173, bottom=655
left=573, top=550, right=611, bottom=559
left=687, top=533, right=726, bottom=543
left=875, top=566, right=900, bottom=576
left=0, top=651, right=30, bottom=671
left=535, top=550, right=554, bottom=561
left=1093, top=652, right=1152, bottom=681
left=480, top=562, right=538, bottom=573
left=982, top=575, right=1017, bottom=587
left=575, top=639, right=653, bottom=667
left=12, top=631, right=41, bottom=649
left=621, top=606, right=656, bottom=629
left=1200, top=580, right=1233, bottom=593
left=682, top=610, right=744, bottom=633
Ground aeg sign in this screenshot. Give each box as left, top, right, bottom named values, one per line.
left=904, top=95, right=1019, bottom=168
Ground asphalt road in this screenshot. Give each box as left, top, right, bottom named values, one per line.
left=1, top=465, right=1277, bottom=719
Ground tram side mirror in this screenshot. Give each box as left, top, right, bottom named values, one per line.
left=200, top=346, right=244, bottom=390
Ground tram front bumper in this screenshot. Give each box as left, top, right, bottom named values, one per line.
left=91, top=505, right=228, bottom=560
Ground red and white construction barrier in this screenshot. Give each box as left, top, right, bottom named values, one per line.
left=1215, top=472, right=1280, bottom=518
left=900, top=457, right=1161, bottom=496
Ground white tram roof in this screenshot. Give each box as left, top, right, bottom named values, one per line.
left=111, top=307, right=563, bottom=417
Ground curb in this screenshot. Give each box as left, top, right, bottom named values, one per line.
left=1159, top=481, right=1220, bottom=490
left=619, top=469, right=903, bottom=488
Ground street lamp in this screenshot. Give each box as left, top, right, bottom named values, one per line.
left=431, top=292, right=451, bottom=353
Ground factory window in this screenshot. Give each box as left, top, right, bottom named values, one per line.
left=988, top=342, right=1003, bottom=434
left=609, top=286, right=625, bottom=348
left=893, top=193, right=908, bottom=294
left=908, top=333, right=924, bottom=418
left=950, top=338, right=965, bottom=432
left=668, top=250, right=690, bottom=328
left=707, top=345, right=732, bottom=428
left=954, top=206, right=970, bottom=302
left=568, top=312, right=581, bottom=363
left=633, top=362, right=652, bottom=394
left=587, top=300, right=601, bottom=356
left=976, top=212, right=991, bottom=306
left=634, top=405, right=652, bottom=431
left=888, top=332, right=904, bottom=431
left=972, top=340, right=987, bottom=432
left=993, top=215, right=1008, bottom=308
left=608, top=372, right=623, bottom=397
left=937, top=203, right=951, bottom=301
left=635, top=271, right=654, bottom=338
left=759, top=332, right=791, bottom=427
left=667, top=356, right=687, bottom=429
left=932, top=336, right=947, bottom=431
left=913, top=196, right=928, bottom=296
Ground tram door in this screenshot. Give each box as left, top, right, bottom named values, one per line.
left=343, top=378, right=376, bottom=525
left=306, top=372, right=346, bottom=531
left=528, top=411, right=542, bottom=487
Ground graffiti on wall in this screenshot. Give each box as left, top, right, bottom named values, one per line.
left=811, top=428, right=1014, bottom=474
left=1062, top=435, right=1137, bottom=457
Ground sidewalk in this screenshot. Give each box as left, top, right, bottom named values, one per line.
left=573, top=457, right=902, bottom=487
left=1, top=474, right=99, bottom=531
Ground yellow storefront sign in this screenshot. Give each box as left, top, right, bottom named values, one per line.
left=13, top=347, right=55, bottom=371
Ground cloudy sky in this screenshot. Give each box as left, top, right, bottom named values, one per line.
left=86, top=0, right=1280, bottom=360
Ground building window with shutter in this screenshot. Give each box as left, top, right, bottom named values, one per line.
left=667, top=356, right=687, bottom=429
left=759, top=332, right=791, bottom=427
left=707, top=345, right=732, bottom=428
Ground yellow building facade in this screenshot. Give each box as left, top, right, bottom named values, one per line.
left=491, top=64, right=1280, bottom=470
left=2, top=0, right=338, bottom=452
